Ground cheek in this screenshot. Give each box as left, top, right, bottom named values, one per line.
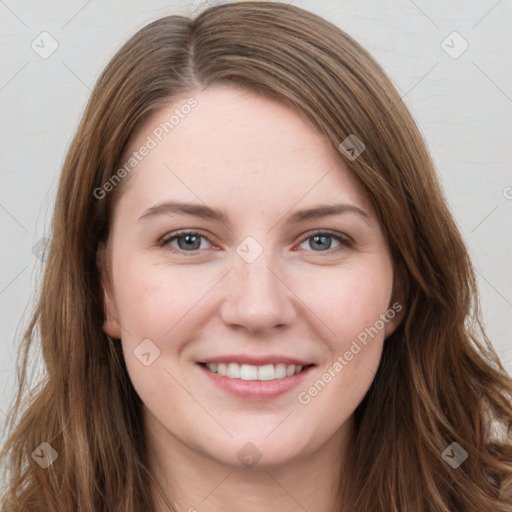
left=295, top=260, right=394, bottom=341
left=111, top=261, right=214, bottom=413
left=294, top=261, right=393, bottom=423
left=112, top=258, right=219, bottom=342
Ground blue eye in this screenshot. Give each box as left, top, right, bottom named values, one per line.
left=298, top=232, right=351, bottom=252
left=161, top=232, right=212, bottom=252
left=160, top=230, right=351, bottom=255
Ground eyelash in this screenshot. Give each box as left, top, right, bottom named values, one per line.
left=158, top=230, right=353, bottom=256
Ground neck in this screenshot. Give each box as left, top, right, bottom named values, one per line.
left=145, top=411, right=353, bottom=512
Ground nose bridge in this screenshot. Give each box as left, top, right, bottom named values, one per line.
left=237, top=254, right=277, bottom=298
left=220, top=245, right=296, bottom=332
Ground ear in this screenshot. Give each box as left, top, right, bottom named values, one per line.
left=384, top=263, right=407, bottom=339
left=96, top=242, right=122, bottom=339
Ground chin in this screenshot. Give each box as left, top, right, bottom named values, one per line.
left=202, top=430, right=315, bottom=470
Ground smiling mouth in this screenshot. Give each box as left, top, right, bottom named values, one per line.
left=199, top=362, right=313, bottom=381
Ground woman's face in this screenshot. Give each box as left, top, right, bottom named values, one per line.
left=99, top=84, right=403, bottom=470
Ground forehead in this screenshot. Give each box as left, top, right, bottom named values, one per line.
left=117, top=84, right=370, bottom=216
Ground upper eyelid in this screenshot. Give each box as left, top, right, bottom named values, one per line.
left=161, top=229, right=351, bottom=249
left=301, top=229, right=352, bottom=242
left=160, top=230, right=214, bottom=245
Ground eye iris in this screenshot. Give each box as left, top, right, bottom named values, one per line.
left=177, top=234, right=201, bottom=250
left=172, top=234, right=338, bottom=251
left=310, top=235, right=331, bottom=251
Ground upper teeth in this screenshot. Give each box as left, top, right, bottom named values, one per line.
left=205, top=362, right=304, bottom=381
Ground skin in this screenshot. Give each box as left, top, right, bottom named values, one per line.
left=98, top=84, right=404, bottom=512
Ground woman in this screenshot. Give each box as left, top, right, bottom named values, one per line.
left=1, top=2, right=511, bottom=511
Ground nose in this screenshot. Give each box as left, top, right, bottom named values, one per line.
left=219, top=252, right=297, bottom=335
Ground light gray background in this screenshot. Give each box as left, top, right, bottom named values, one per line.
left=1, top=0, right=511, bottom=441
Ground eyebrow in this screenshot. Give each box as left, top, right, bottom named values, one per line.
left=285, top=204, right=370, bottom=224
left=138, top=201, right=228, bottom=224
left=137, top=200, right=370, bottom=225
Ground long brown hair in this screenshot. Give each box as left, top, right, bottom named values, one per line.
left=1, top=2, right=511, bottom=510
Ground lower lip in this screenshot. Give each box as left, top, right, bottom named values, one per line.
left=198, top=364, right=314, bottom=400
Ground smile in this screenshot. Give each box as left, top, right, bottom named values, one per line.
left=204, top=362, right=305, bottom=381
left=197, top=357, right=315, bottom=400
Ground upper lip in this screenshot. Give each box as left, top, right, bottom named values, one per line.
left=199, top=355, right=314, bottom=366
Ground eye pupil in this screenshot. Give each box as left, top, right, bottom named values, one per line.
left=167, top=232, right=344, bottom=253
left=178, top=234, right=201, bottom=250
left=310, top=235, right=331, bottom=251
